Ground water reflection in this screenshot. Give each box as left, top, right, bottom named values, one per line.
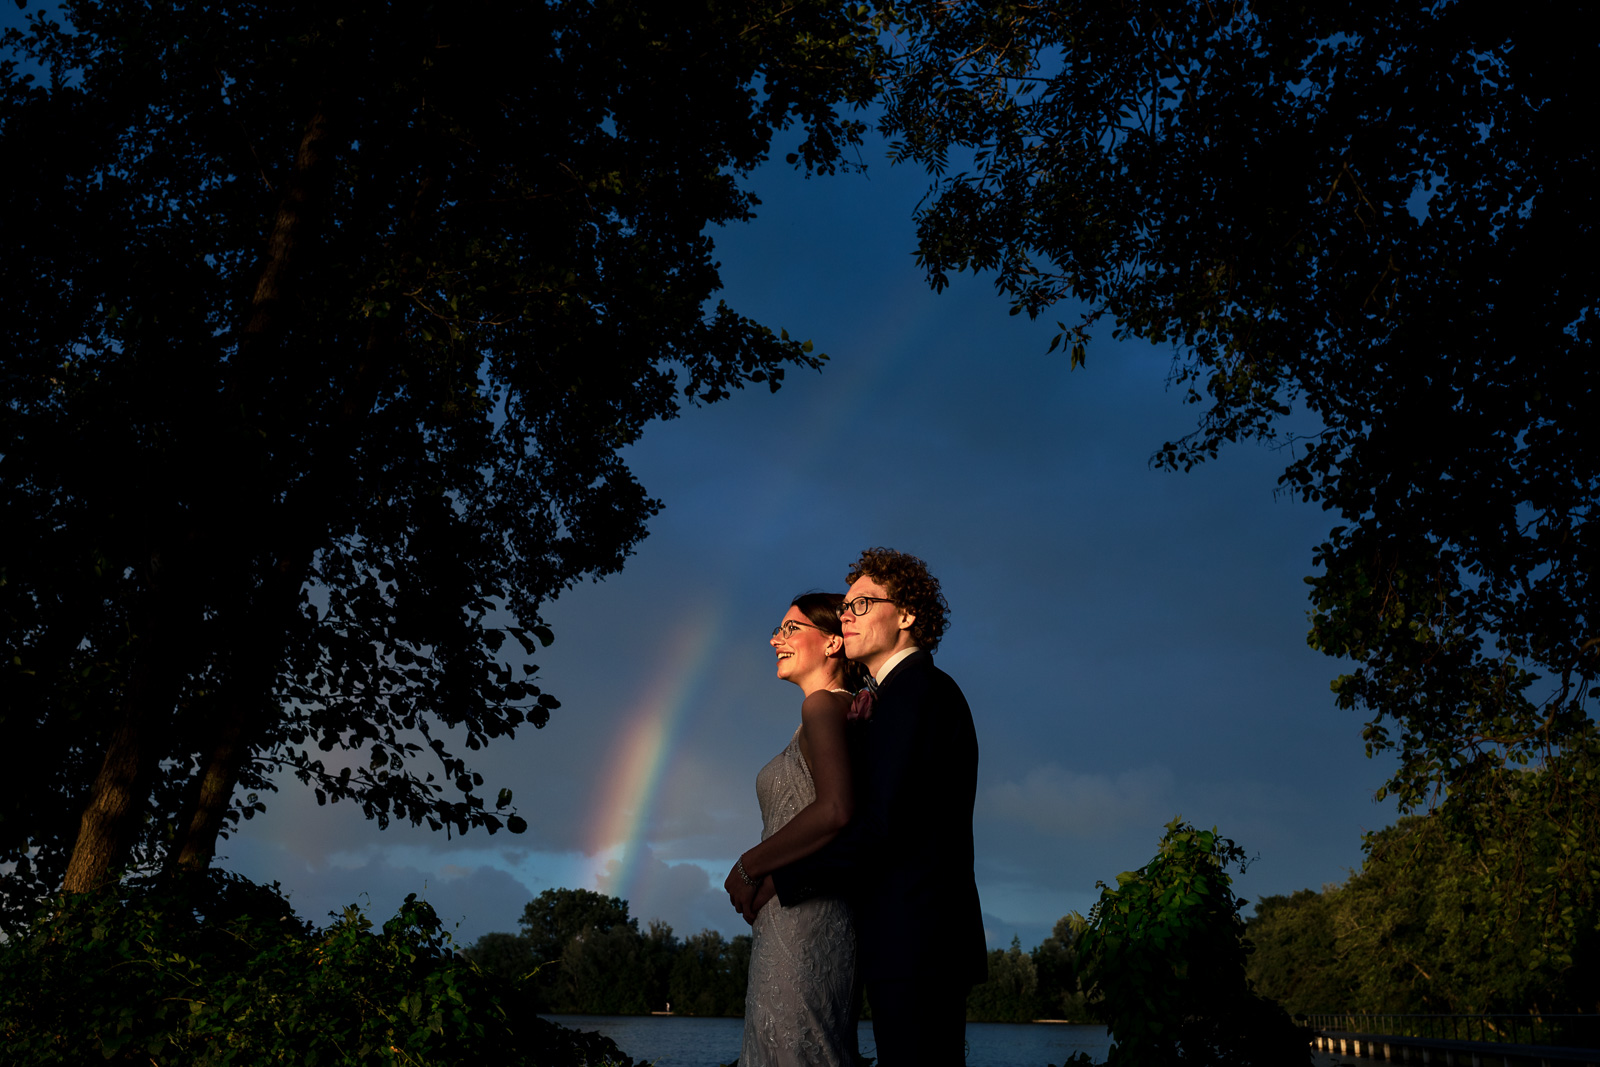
left=543, top=1014, right=1114, bottom=1067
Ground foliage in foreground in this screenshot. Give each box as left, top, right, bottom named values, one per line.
left=1070, top=819, right=1306, bottom=1067
left=0, top=871, right=639, bottom=1066
left=0, top=0, right=881, bottom=913
left=1248, top=794, right=1600, bottom=1016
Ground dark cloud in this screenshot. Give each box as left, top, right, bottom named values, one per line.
left=600, top=847, right=740, bottom=940
left=980, top=765, right=1178, bottom=839
left=982, top=912, right=1058, bottom=956
left=224, top=840, right=537, bottom=945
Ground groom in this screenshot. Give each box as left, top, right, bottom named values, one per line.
left=761, top=547, right=987, bottom=1067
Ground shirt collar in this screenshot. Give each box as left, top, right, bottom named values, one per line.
left=874, top=646, right=921, bottom=686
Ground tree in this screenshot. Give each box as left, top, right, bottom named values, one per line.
left=462, top=931, right=537, bottom=984
left=468, top=888, right=759, bottom=1016
left=518, top=888, right=635, bottom=970
left=967, top=935, right=1040, bottom=1022
left=1032, top=915, right=1089, bottom=1022
left=668, top=928, right=751, bottom=1017
left=0, top=0, right=879, bottom=919
left=509, top=887, right=688, bottom=1014
left=1071, top=819, right=1306, bottom=1067
left=514, top=887, right=635, bottom=1010
left=563, top=921, right=670, bottom=1015
left=1240, top=889, right=1343, bottom=1016
left=1247, top=805, right=1600, bottom=1015
left=877, top=0, right=1600, bottom=934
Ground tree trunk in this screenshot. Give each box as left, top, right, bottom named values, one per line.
left=61, top=615, right=183, bottom=893
left=239, top=103, right=335, bottom=356
left=171, top=142, right=439, bottom=870
left=164, top=102, right=343, bottom=871
left=60, top=714, right=155, bottom=893
left=170, top=555, right=309, bottom=871
left=170, top=716, right=249, bottom=872
left=65, top=103, right=341, bottom=891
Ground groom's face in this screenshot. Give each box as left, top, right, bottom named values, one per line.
left=840, top=575, right=913, bottom=670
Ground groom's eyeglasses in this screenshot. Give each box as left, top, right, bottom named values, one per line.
left=839, top=596, right=896, bottom=617
left=772, top=620, right=824, bottom=640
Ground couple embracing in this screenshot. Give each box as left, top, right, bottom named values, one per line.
left=724, top=548, right=987, bottom=1067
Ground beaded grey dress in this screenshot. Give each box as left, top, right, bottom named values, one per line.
left=740, top=723, right=858, bottom=1067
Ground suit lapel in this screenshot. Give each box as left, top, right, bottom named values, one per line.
left=876, top=649, right=928, bottom=695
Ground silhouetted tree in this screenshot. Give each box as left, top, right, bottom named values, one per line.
left=0, top=0, right=879, bottom=921
left=463, top=930, right=537, bottom=984
left=878, top=0, right=1600, bottom=947
left=967, top=935, right=1039, bottom=1022
left=1032, top=915, right=1088, bottom=1021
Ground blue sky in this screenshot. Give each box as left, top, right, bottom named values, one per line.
left=2, top=2, right=1398, bottom=953
left=221, top=136, right=1398, bottom=952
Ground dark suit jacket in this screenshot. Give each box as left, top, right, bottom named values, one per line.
left=771, top=650, right=988, bottom=986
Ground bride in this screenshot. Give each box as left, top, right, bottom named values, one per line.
left=724, top=592, right=862, bottom=1067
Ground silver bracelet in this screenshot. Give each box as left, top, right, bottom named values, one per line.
left=735, top=856, right=759, bottom=887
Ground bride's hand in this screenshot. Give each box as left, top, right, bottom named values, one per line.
left=725, top=864, right=757, bottom=915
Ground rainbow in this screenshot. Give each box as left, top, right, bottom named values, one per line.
left=583, top=607, right=722, bottom=902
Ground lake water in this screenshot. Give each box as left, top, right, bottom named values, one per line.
left=543, top=1015, right=1113, bottom=1067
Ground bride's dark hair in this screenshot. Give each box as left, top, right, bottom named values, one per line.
left=792, top=591, right=870, bottom=692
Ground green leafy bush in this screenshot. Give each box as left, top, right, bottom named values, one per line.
left=1247, top=800, right=1600, bottom=1015
left=1070, top=819, right=1307, bottom=1067
left=0, top=871, right=640, bottom=1066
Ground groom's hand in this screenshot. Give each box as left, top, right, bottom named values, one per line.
left=744, top=876, right=776, bottom=924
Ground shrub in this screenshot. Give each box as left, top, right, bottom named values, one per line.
left=1070, top=819, right=1308, bottom=1067
left=0, top=870, right=640, bottom=1066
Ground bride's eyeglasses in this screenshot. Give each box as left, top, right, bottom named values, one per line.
left=772, top=620, right=824, bottom=640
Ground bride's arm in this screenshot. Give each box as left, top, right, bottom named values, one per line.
left=726, top=689, right=853, bottom=887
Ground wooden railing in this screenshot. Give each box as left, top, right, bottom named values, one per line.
left=1308, top=1015, right=1600, bottom=1049
left=1305, top=1013, right=1600, bottom=1066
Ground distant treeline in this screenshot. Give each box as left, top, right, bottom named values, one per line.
left=465, top=889, right=1089, bottom=1021
left=1245, top=813, right=1600, bottom=1016
left=483, top=800, right=1600, bottom=1025
left=968, top=920, right=1090, bottom=1023
left=467, top=889, right=742, bottom=1016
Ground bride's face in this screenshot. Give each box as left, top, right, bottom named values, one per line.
left=771, top=605, right=834, bottom=684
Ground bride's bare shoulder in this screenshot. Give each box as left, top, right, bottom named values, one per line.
left=800, top=688, right=851, bottom=720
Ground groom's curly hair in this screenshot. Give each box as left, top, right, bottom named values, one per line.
left=847, top=547, right=950, bottom=653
